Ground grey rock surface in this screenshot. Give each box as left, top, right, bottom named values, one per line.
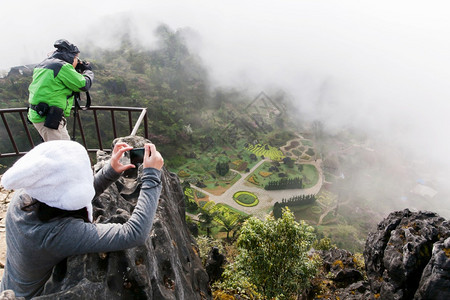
left=364, top=209, right=450, bottom=300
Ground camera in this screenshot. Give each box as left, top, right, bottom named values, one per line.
left=75, top=59, right=91, bottom=73
left=129, top=147, right=148, bottom=165
left=124, top=147, right=151, bottom=178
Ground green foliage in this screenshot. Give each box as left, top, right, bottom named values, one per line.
left=244, top=143, right=285, bottom=161
left=230, top=208, right=321, bottom=299
left=168, top=155, right=188, bottom=169
left=214, top=209, right=249, bottom=241
left=266, top=130, right=297, bottom=147
left=183, top=186, right=199, bottom=214
left=216, top=160, right=230, bottom=176
left=236, top=194, right=255, bottom=205
left=312, top=237, right=336, bottom=251
left=248, top=162, right=319, bottom=190
left=198, top=201, right=218, bottom=237
left=213, top=262, right=261, bottom=300
left=195, top=235, right=224, bottom=266
left=281, top=194, right=316, bottom=207
left=282, top=156, right=294, bottom=168
left=273, top=202, right=282, bottom=219
left=265, top=177, right=302, bottom=190
left=195, top=190, right=206, bottom=199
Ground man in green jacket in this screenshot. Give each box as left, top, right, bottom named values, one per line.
left=28, top=39, right=94, bottom=141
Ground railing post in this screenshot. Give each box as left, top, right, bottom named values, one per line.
left=1, top=112, right=20, bottom=155
left=19, top=111, right=35, bottom=148
left=131, top=108, right=147, bottom=136
left=111, top=110, right=117, bottom=138
left=144, top=112, right=149, bottom=139
left=92, top=108, right=103, bottom=150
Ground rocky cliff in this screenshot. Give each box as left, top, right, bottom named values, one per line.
left=309, top=209, right=450, bottom=300
left=33, top=136, right=211, bottom=299
left=364, top=209, right=450, bottom=300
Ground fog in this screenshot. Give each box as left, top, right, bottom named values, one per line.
left=2, top=0, right=450, bottom=216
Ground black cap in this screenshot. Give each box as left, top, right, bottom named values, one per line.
left=54, top=39, right=80, bottom=54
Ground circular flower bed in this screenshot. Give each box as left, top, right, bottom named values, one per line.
left=310, top=206, right=322, bottom=214
left=233, top=191, right=259, bottom=207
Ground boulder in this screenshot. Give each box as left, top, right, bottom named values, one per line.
left=364, top=209, right=450, bottom=300
left=321, top=248, right=364, bottom=288
left=307, top=248, right=368, bottom=299
left=414, top=237, right=450, bottom=299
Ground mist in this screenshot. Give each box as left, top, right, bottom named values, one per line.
left=2, top=0, right=450, bottom=216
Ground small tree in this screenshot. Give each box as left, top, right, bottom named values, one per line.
left=233, top=208, right=320, bottom=299
left=216, top=156, right=230, bottom=176
left=215, top=211, right=249, bottom=242
left=283, top=156, right=294, bottom=168
left=272, top=202, right=282, bottom=219
left=198, top=201, right=218, bottom=237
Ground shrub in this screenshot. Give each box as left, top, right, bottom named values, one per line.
left=196, top=190, right=206, bottom=199
left=230, top=208, right=321, bottom=299
left=178, top=170, right=190, bottom=177
left=195, top=236, right=224, bottom=266
left=216, top=161, right=230, bottom=176
left=198, top=201, right=208, bottom=207
left=213, top=263, right=261, bottom=299
left=313, top=237, right=336, bottom=251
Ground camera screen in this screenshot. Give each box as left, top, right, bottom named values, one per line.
left=130, top=148, right=145, bottom=165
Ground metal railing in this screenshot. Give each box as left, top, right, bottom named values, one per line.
left=0, top=106, right=148, bottom=159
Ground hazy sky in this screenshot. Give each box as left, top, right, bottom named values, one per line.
left=2, top=0, right=450, bottom=175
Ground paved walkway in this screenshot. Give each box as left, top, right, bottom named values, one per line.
left=191, top=138, right=325, bottom=218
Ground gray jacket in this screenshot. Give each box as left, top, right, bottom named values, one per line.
left=0, top=164, right=161, bottom=299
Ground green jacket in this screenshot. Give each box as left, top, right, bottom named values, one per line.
left=28, top=57, right=93, bottom=123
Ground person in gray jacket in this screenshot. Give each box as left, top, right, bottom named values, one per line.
left=0, top=140, right=164, bottom=299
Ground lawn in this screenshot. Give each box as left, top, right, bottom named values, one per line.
left=246, top=161, right=319, bottom=189
left=288, top=204, right=320, bottom=224
left=302, top=164, right=320, bottom=188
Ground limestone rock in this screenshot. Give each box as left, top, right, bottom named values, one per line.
left=308, top=248, right=368, bottom=299
left=364, top=209, right=450, bottom=300
left=414, top=237, right=450, bottom=299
